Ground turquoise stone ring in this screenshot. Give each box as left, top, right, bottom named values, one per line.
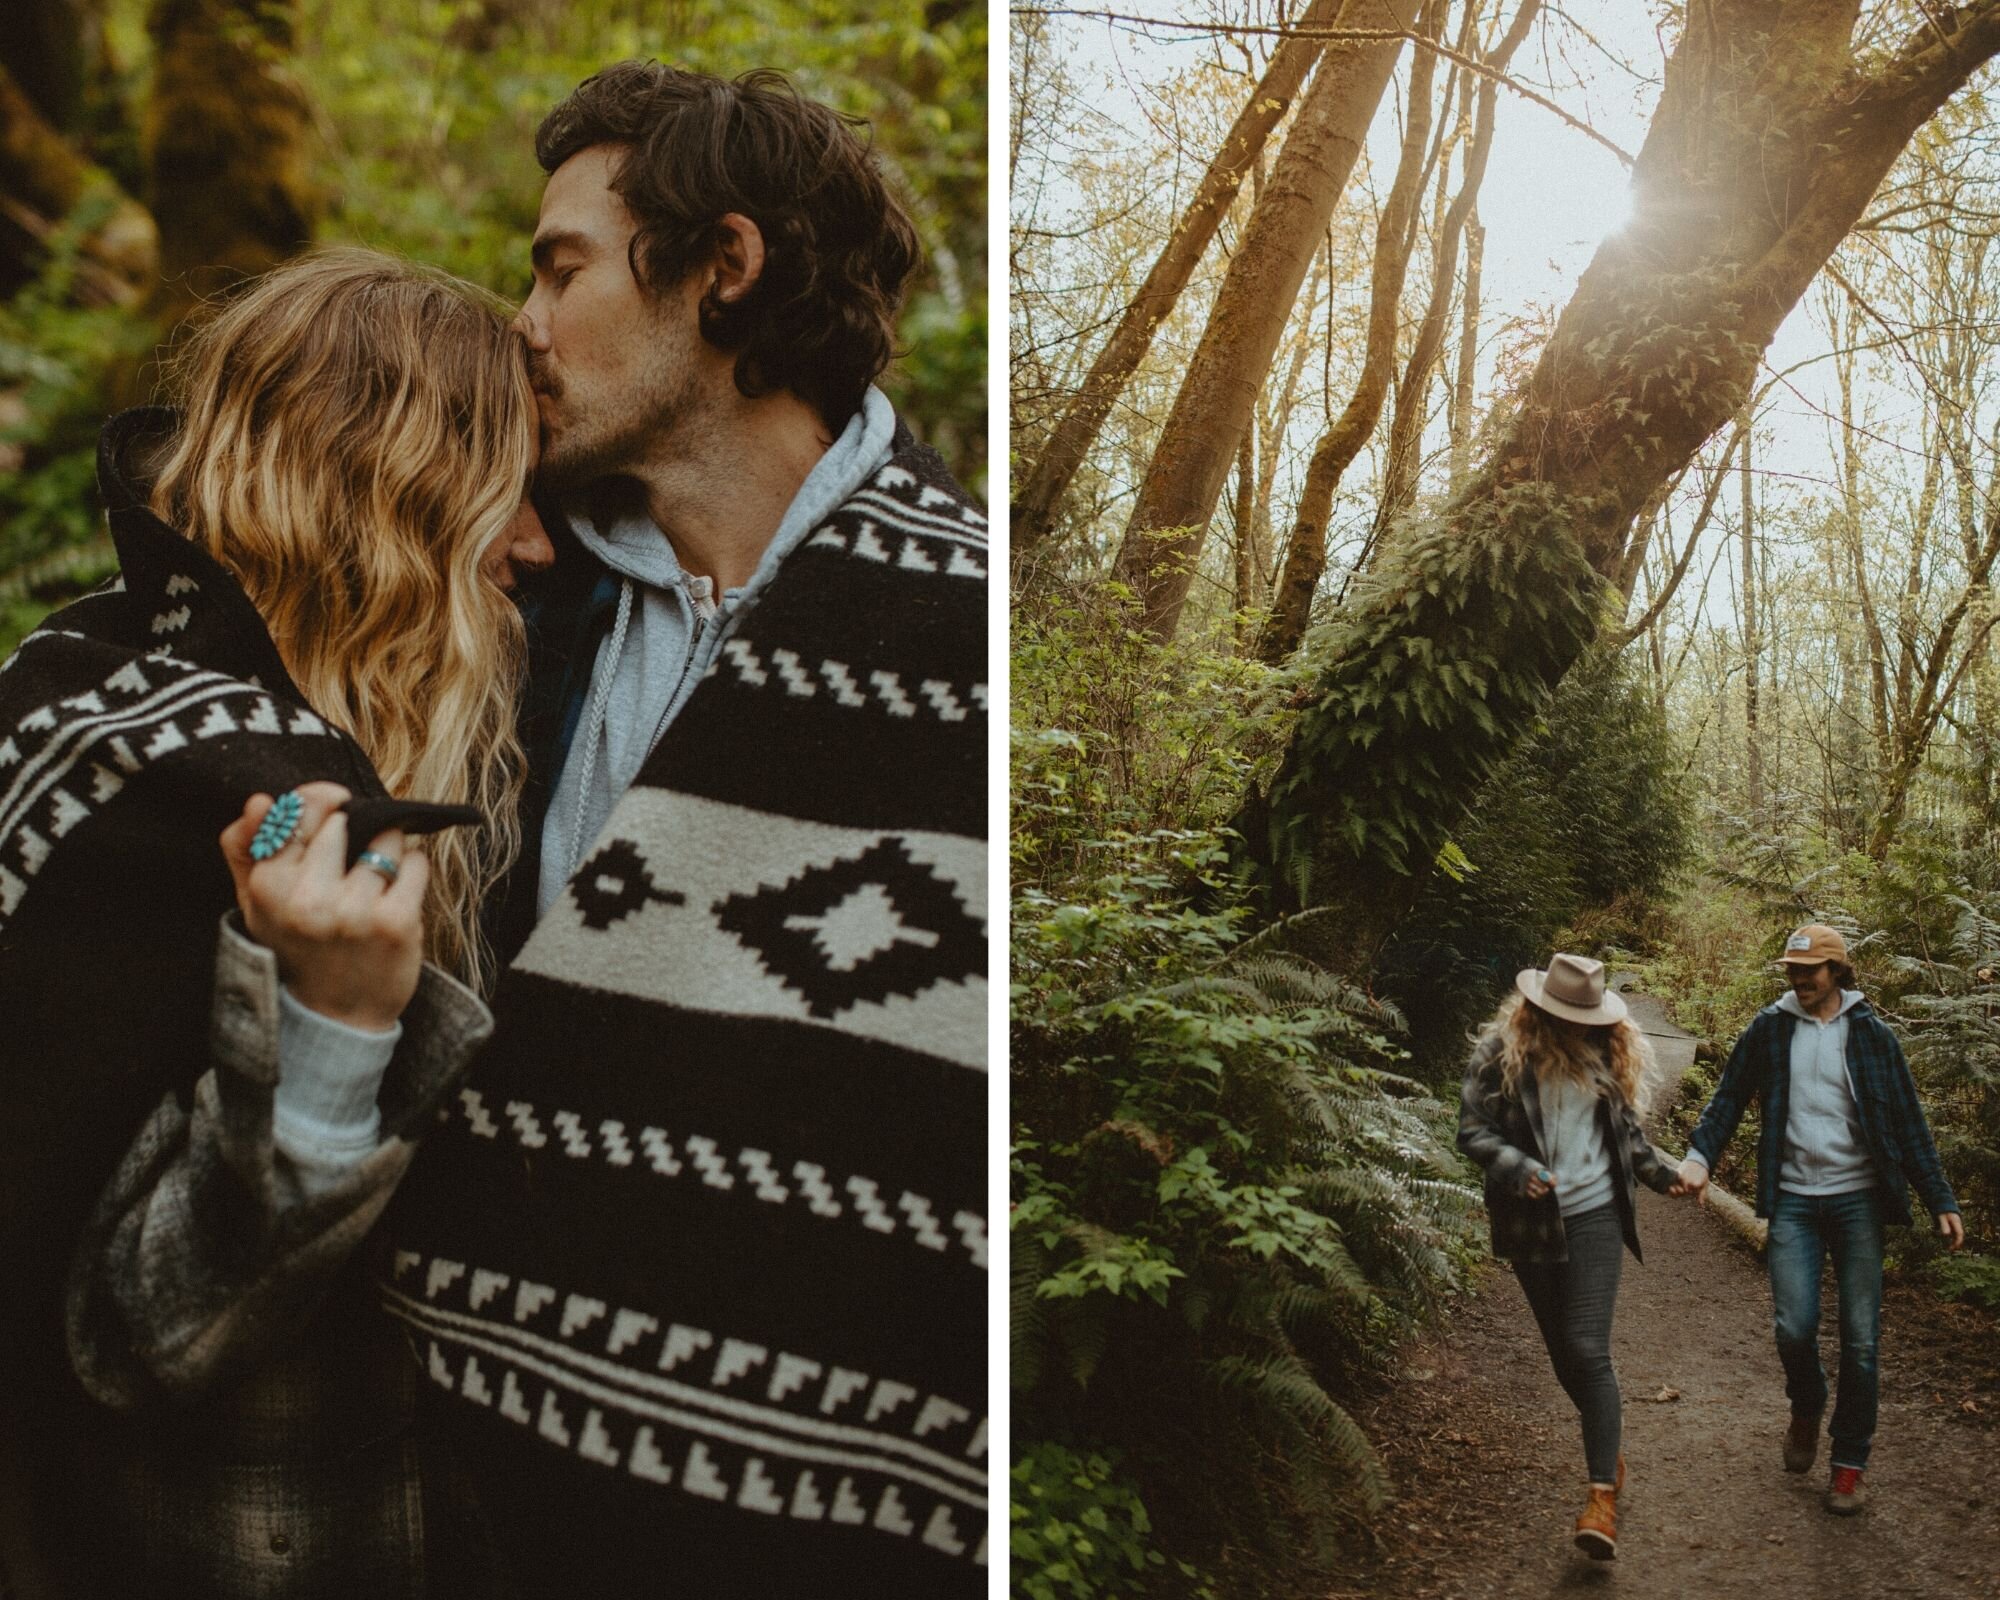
left=249, top=789, right=305, bottom=861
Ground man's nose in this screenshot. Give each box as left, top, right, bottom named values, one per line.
left=513, top=297, right=548, bottom=349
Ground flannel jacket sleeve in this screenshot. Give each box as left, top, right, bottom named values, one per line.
left=1686, top=1010, right=1768, bottom=1169
left=1457, top=1040, right=1534, bottom=1197
left=1874, top=1021, right=1959, bottom=1219
left=1618, top=1093, right=1682, bottom=1195
left=65, top=913, right=492, bottom=1409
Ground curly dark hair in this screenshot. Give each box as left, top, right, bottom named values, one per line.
left=535, top=62, right=919, bottom=428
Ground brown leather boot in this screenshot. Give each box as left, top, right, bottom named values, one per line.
left=1574, top=1485, right=1617, bottom=1560
left=1783, top=1413, right=1818, bottom=1473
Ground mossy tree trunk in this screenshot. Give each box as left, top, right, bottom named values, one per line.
left=1239, top=0, right=2000, bottom=964
left=0, top=59, right=156, bottom=292
left=144, top=0, right=317, bottom=327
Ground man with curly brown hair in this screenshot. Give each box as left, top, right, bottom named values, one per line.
left=384, top=62, right=989, bottom=1597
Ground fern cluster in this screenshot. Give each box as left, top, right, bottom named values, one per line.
left=1013, top=837, right=1479, bottom=1593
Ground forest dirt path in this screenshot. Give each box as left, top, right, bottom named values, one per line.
left=1326, top=993, right=2000, bottom=1600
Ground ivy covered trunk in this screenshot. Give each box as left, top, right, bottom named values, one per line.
left=144, top=0, right=317, bottom=324
left=1241, top=0, right=2000, bottom=953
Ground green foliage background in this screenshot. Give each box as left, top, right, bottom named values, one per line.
left=1013, top=591, right=1474, bottom=1596
left=1010, top=583, right=1703, bottom=1596
left=1, top=0, right=986, bottom=652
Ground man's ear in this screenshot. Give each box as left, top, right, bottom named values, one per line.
left=710, top=213, right=767, bottom=304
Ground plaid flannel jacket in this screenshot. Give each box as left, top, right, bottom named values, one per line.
left=21, top=921, right=495, bottom=1600
left=1457, top=1035, right=1680, bottom=1265
left=1687, top=999, right=1957, bottom=1226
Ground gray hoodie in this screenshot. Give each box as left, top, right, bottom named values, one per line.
left=537, top=387, right=896, bottom=913
left=1776, top=987, right=1877, bottom=1195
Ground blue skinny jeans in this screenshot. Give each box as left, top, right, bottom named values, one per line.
left=1767, top=1187, right=1884, bottom=1471
left=1513, top=1202, right=1624, bottom=1485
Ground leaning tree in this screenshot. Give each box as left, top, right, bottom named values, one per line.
left=1238, top=0, right=2000, bottom=966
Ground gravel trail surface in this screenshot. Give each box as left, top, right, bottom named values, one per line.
left=1325, top=993, right=2000, bottom=1600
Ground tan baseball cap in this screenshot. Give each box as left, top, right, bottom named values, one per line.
left=1778, top=924, right=1848, bottom=966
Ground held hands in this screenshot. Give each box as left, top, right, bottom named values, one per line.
left=220, top=782, right=430, bottom=1032
left=1675, top=1155, right=1710, bottom=1205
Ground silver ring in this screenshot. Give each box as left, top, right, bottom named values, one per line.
left=356, top=849, right=401, bottom=885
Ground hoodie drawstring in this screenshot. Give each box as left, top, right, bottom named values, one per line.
left=565, top=576, right=634, bottom=886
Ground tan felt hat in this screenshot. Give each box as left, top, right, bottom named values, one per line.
left=1516, top=952, right=1627, bottom=1026
left=1778, top=924, right=1848, bottom=966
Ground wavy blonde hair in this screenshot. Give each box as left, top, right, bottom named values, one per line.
left=1479, top=992, right=1653, bottom=1116
left=150, top=247, right=534, bottom=992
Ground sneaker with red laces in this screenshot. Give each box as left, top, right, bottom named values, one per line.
left=1824, top=1465, right=1867, bottom=1516
left=1783, top=1414, right=1818, bottom=1473
left=1574, top=1486, right=1617, bottom=1559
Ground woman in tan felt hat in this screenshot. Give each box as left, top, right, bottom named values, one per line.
left=1458, top=953, right=1691, bottom=1561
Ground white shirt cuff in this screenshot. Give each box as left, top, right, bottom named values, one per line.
left=272, top=986, right=398, bottom=1167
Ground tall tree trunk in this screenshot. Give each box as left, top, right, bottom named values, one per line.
left=0, top=0, right=88, bottom=131
left=1110, top=0, right=1416, bottom=641
left=1831, top=301, right=1893, bottom=771
left=144, top=0, right=318, bottom=327
left=1250, top=257, right=1325, bottom=597
left=1371, top=2, right=1528, bottom=537
left=1256, top=0, right=1446, bottom=665
left=1010, top=0, right=1346, bottom=566
left=1448, top=210, right=1484, bottom=493
left=1236, top=0, right=2000, bottom=957
left=1232, top=427, right=1259, bottom=647
left=1741, top=413, right=1762, bottom=818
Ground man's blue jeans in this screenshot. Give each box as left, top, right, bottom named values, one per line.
left=1766, top=1188, right=1883, bottom=1470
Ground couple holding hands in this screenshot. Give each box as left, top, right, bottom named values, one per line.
left=0, top=57, right=986, bottom=1600
left=1459, top=929, right=1962, bottom=1560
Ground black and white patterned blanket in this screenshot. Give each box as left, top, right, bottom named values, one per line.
left=384, top=437, right=989, bottom=1595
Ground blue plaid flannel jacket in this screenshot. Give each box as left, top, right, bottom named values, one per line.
left=1687, top=998, right=1958, bottom=1226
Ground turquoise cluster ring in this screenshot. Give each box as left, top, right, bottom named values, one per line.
left=249, top=789, right=305, bottom=861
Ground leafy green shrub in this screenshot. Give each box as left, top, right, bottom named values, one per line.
left=1011, top=1443, right=1192, bottom=1600
left=1011, top=596, right=1487, bottom=1591
left=1012, top=815, right=1479, bottom=1591
left=1930, top=1251, right=2000, bottom=1311
left=0, top=202, right=157, bottom=653
left=1012, top=585, right=1295, bottom=898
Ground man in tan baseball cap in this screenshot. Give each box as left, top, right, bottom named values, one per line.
left=1676, top=922, right=1963, bottom=1516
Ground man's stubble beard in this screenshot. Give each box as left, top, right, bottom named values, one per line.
left=534, top=332, right=706, bottom=496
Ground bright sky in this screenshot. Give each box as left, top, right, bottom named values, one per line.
left=1014, top=3, right=1938, bottom=615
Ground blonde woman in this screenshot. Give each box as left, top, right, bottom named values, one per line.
left=1457, top=954, right=1690, bottom=1562
left=0, top=249, right=547, bottom=1597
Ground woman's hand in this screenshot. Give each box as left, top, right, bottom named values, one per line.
left=219, top=782, right=431, bottom=1032
left=1523, top=1164, right=1554, bottom=1201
